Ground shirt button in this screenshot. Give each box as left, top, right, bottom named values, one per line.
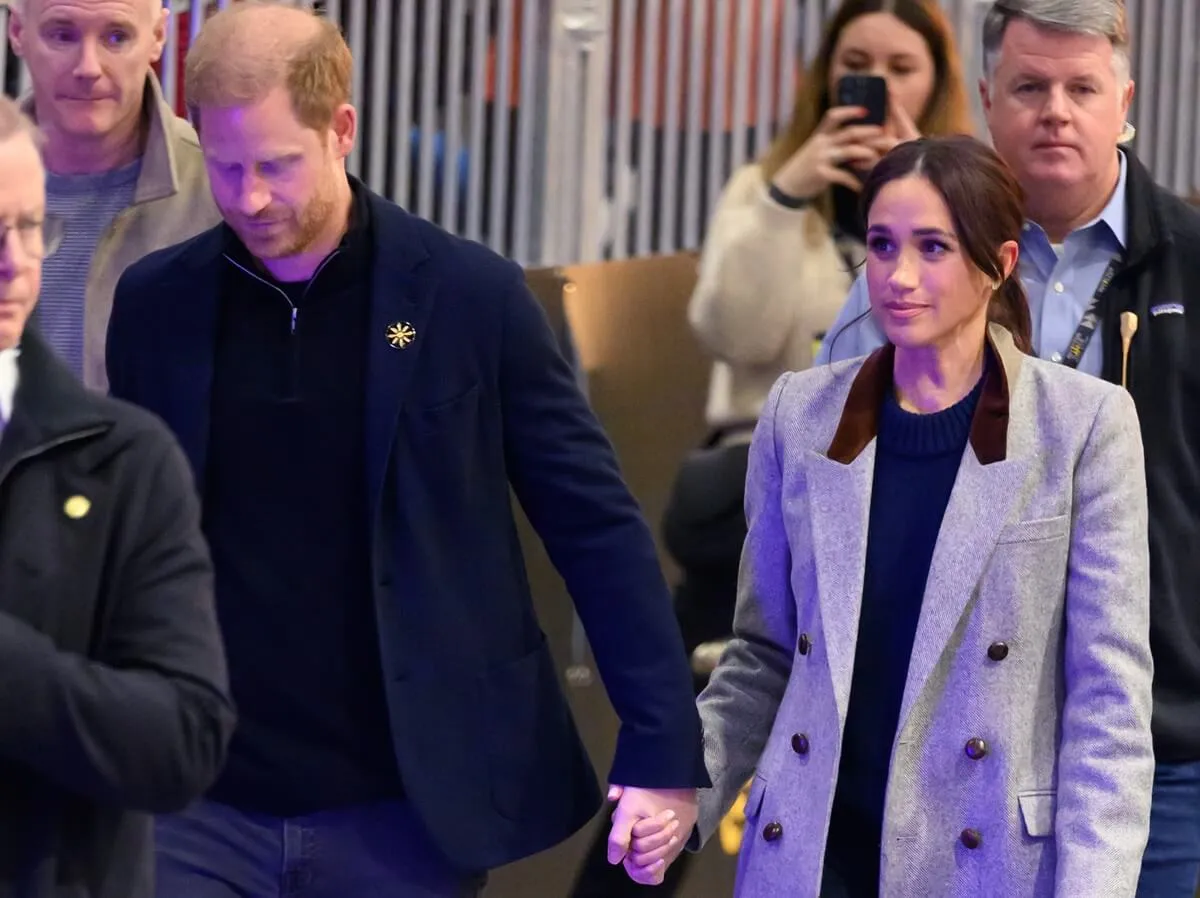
left=1054, top=281, right=1065, bottom=293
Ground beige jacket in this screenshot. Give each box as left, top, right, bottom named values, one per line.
left=24, top=75, right=221, bottom=392
left=688, top=163, right=858, bottom=430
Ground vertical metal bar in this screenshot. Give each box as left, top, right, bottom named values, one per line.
left=681, top=0, right=708, bottom=249
left=705, top=0, right=729, bottom=226
left=801, top=0, right=822, bottom=63
left=656, top=0, right=686, bottom=253
left=778, top=0, right=801, bottom=132
left=324, top=0, right=343, bottom=29
left=369, top=0, right=396, bottom=195
left=488, top=0, right=515, bottom=252
left=346, top=0, right=367, bottom=177
left=388, top=0, right=414, bottom=205
left=1193, top=18, right=1200, bottom=194
left=1176, top=0, right=1195, bottom=194
left=189, top=0, right=205, bottom=41
left=609, top=0, right=636, bottom=259
left=753, top=0, right=774, bottom=156
left=416, top=0, right=442, bottom=219
left=1172, top=0, right=1196, bottom=193
left=634, top=0, right=662, bottom=257
left=727, top=0, right=752, bottom=173
left=1132, top=0, right=1156, bottom=172
left=465, top=0, right=489, bottom=243
left=511, top=0, right=541, bottom=263
left=441, top=0, right=468, bottom=231
left=539, top=2, right=569, bottom=263
left=160, top=0, right=181, bottom=116
left=577, top=0, right=613, bottom=262
left=0, top=7, right=9, bottom=93
left=1152, top=0, right=1176, bottom=180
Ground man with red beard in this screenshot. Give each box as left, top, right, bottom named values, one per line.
left=106, top=4, right=705, bottom=896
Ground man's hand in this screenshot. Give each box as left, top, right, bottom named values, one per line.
left=606, top=784, right=698, bottom=885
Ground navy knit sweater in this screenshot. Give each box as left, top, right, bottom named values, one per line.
left=823, top=373, right=984, bottom=896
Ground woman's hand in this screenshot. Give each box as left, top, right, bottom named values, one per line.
left=866, top=93, right=924, bottom=158
left=771, top=105, right=888, bottom=198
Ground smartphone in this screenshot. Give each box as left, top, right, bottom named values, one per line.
left=835, top=75, right=888, bottom=126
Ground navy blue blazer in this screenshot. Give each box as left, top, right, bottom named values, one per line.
left=106, top=187, right=707, bottom=870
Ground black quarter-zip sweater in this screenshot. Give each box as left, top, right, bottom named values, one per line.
left=202, top=184, right=403, bottom=815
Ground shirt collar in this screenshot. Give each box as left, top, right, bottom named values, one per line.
left=1022, top=150, right=1128, bottom=251
left=0, top=347, right=19, bottom=423
left=1099, top=150, right=1128, bottom=249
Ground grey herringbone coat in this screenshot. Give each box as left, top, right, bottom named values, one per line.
left=695, top=325, right=1154, bottom=897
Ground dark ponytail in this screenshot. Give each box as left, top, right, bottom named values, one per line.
left=989, top=278, right=1033, bottom=354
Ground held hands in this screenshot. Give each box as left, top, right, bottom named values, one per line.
left=606, top=784, right=698, bottom=885
left=771, top=95, right=922, bottom=199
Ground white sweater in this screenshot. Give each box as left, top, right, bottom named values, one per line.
left=688, top=164, right=861, bottom=429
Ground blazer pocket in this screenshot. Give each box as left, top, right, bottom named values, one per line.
left=998, top=515, right=1070, bottom=544
left=406, top=383, right=481, bottom=435
left=1017, top=789, right=1056, bottom=838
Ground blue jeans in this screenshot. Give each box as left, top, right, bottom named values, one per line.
left=156, top=799, right=486, bottom=898
left=1137, top=761, right=1200, bottom=897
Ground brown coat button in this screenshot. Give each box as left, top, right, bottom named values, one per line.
left=763, top=821, right=783, bottom=842
left=960, top=828, right=982, bottom=849
left=798, top=633, right=812, bottom=655
left=987, top=642, right=1009, bottom=661
left=965, top=737, right=989, bottom=760
left=791, top=733, right=810, bottom=755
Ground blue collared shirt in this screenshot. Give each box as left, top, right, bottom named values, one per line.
left=817, top=153, right=1129, bottom=378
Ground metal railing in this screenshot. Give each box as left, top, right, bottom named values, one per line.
left=3, top=0, right=1196, bottom=267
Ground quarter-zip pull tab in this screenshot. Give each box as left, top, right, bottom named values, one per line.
left=290, top=306, right=298, bottom=334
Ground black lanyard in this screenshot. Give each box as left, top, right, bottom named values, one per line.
left=1058, top=256, right=1123, bottom=369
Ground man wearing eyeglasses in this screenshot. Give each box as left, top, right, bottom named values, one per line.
left=0, top=93, right=234, bottom=898
left=6, top=0, right=219, bottom=390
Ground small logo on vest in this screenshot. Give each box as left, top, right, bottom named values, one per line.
left=1150, top=303, right=1185, bottom=317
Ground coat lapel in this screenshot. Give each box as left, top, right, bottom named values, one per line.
left=805, top=345, right=892, bottom=723
left=895, top=447, right=1030, bottom=733
left=813, top=325, right=1032, bottom=736
left=805, top=444, right=875, bottom=725
left=165, top=230, right=223, bottom=491
left=363, top=199, right=437, bottom=519
left=896, top=325, right=1030, bottom=734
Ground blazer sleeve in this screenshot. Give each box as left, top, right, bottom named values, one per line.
left=0, top=421, right=235, bottom=812
left=691, top=374, right=798, bottom=848
left=688, top=165, right=837, bottom=366
left=106, top=266, right=140, bottom=401
left=1054, top=388, right=1154, bottom=893
left=497, top=263, right=708, bottom=790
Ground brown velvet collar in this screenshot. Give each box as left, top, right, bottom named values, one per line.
left=826, top=336, right=1012, bottom=466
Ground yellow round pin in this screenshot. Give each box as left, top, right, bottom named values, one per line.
left=63, top=495, right=91, bottom=519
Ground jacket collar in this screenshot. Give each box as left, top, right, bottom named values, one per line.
left=0, top=330, right=113, bottom=468
left=1119, top=147, right=1172, bottom=269
left=21, top=73, right=185, bottom=206
left=826, top=323, right=1023, bottom=466
left=180, top=176, right=431, bottom=276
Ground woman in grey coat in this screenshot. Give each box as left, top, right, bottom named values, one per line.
left=630, top=136, right=1154, bottom=896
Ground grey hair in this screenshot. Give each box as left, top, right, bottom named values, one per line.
left=982, top=0, right=1131, bottom=83
left=0, top=94, right=42, bottom=150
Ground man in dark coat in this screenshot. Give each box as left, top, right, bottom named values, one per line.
left=0, top=93, right=235, bottom=898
